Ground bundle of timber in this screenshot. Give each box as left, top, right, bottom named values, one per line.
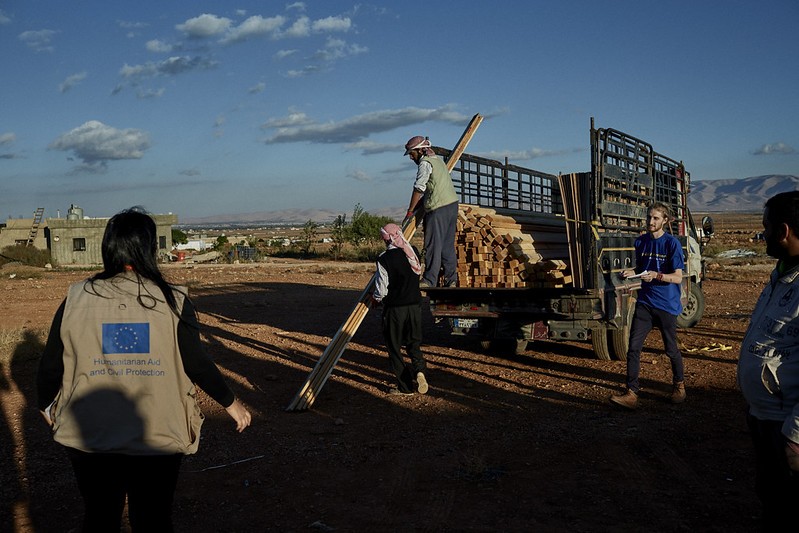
left=454, top=205, right=572, bottom=288
left=556, top=173, right=592, bottom=288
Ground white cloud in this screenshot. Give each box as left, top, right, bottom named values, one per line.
left=311, top=16, right=351, bottom=33
left=59, top=72, right=87, bottom=93
left=286, top=2, right=306, bottom=12
left=0, top=132, right=17, bottom=145
left=314, top=37, right=367, bottom=61
left=176, top=13, right=233, bottom=38
left=283, top=16, right=310, bottom=38
left=0, top=10, right=11, bottom=25
left=136, top=88, right=165, bottom=99
left=119, top=56, right=217, bottom=80
left=478, top=147, right=585, bottom=162
left=345, top=140, right=396, bottom=155
left=19, top=29, right=57, bottom=52
left=146, top=39, right=173, bottom=53
left=348, top=169, right=372, bottom=182
left=248, top=82, right=266, bottom=94
left=262, top=112, right=314, bottom=128
left=285, top=65, right=322, bottom=78
left=275, top=49, right=298, bottom=60
left=262, top=106, right=471, bottom=144
left=753, top=142, right=796, bottom=155
left=118, top=20, right=147, bottom=30
left=49, top=121, right=151, bottom=167
left=221, top=15, right=286, bottom=44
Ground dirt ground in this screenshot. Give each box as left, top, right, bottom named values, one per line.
left=0, top=214, right=775, bottom=533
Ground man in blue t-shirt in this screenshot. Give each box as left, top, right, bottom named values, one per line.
left=610, top=202, right=686, bottom=410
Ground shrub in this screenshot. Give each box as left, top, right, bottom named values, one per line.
left=0, top=245, right=51, bottom=268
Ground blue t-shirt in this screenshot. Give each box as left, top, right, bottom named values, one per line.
left=634, top=232, right=685, bottom=316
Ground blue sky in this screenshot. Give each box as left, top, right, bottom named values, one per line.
left=1, top=1, right=797, bottom=221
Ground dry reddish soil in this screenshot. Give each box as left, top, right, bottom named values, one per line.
left=0, top=215, right=775, bottom=532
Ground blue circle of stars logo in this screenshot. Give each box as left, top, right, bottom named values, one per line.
left=113, top=325, right=141, bottom=353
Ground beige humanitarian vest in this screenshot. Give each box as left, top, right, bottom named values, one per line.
left=51, top=273, right=203, bottom=455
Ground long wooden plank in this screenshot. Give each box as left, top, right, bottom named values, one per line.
left=286, top=113, right=483, bottom=411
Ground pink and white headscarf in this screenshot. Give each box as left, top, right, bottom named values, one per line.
left=380, top=223, right=422, bottom=275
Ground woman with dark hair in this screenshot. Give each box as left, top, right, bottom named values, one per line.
left=36, top=207, right=251, bottom=532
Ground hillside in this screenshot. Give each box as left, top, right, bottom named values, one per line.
left=688, top=174, right=799, bottom=212
left=179, top=175, right=798, bottom=225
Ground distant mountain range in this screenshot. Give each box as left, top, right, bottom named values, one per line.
left=688, top=175, right=799, bottom=212
left=179, top=175, right=798, bottom=225
left=179, top=206, right=405, bottom=227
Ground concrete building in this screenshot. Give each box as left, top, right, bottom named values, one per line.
left=1, top=205, right=178, bottom=266
left=45, top=205, right=177, bottom=266
left=0, top=217, right=48, bottom=249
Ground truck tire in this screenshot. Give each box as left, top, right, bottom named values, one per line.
left=591, top=328, right=612, bottom=360
left=609, top=300, right=635, bottom=361
left=677, top=283, right=705, bottom=329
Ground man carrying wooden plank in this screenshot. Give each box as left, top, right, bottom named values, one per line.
left=404, top=135, right=459, bottom=288
left=371, top=223, right=429, bottom=395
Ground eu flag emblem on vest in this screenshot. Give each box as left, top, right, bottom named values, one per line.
left=102, top=323, right=150, bottom=354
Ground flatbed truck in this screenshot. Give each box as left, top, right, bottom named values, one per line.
left=424, top=118, right=714, bottom=360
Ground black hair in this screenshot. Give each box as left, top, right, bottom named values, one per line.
left=88, top=206, right=180, bottom=314
left=765, top=191, right=799, bottom=236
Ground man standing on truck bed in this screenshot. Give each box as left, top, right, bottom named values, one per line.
left=610, top=202, right=686, bottom=410
left=737, top=191, right=799, bottom=529
left=404, top=135, right=459, bottom=288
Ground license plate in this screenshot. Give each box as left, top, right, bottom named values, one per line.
left=453, top=318, right=479, bottom=329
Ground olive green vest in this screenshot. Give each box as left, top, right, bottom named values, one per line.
left=51, top=274, right=203, bottom=455
left=421, top=154, right=458, bottom=211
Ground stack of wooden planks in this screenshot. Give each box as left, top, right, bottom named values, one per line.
left=454, top=205, right=572, bottom=288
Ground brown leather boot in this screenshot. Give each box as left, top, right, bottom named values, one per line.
left=610, top=389, right=639, bottom=410
left=671, top=381, right=686, bottom=404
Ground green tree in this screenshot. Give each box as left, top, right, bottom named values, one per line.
left=213, top=235, right=229, bottom=250
left=329, top=214, right=347, bottom=260
left=300, top=219, right=319, bottom=256
left=348, top=203, right=392, bottom=259
left=171, top=228, right=188, bottom=245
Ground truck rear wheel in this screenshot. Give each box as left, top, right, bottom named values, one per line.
left=609, top=300, right=635, bottom=361
left=677, top=283, right=705, bottom=329
left=591, top=328, right=612, bottom=361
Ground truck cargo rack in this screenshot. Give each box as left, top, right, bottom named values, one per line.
left=433, top=147, right=563, bottom=217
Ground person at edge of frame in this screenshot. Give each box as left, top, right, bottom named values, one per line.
left=737, top=191, right=799, bottom=531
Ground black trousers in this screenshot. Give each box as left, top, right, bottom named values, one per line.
left=746, top=414, right=799, bottom=531
left=624, top=302, right=684, bottom=393
left=65, top=446, right=183, bottom=533
left=382, top=304, right=425, bottom=392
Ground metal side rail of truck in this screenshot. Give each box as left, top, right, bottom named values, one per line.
left=424, top=118, right=714, bottom=361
